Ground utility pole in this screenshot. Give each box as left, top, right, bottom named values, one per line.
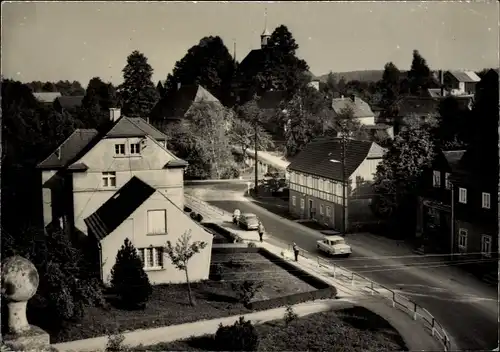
left=254, top=115, right=259, bottom=197
left=341, top=127, right=347, bottom=234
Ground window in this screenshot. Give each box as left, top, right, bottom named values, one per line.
left=300, top=198, right=305, bottom=209
left=130, top=143, right=141, bottom=155
left=481, top=235, right=492, bottom=257
left=102, top=172, right=116, bottom=187
left=458, top=229, right=467, bottom=251
left=445, top=173, right=452, bottom=190
left=320, top=204, right=324, bottom=215
left=482, top=192, right=491, bottom=209
left=292, top=196, right=296, bottom=206
left=326, top=206, right=331, bottom=217
left=432, top=170, right=441, bottom=187
left=115, top=144, right=125, bottom=155
left=147, top=210, right=167, bottom=234
left=458, top=188, right=467, bottom=204
left=137, top=247, right=164, bottom=270
left=319, top=179, right=324, bottom=192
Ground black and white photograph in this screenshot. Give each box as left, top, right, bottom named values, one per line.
left=1, top=1, right=499, bottom=351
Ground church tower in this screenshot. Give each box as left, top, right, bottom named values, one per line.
left=260, top=8, right=271, bottom=48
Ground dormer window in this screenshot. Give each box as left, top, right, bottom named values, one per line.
left=115, top=144, right=125, bottom=155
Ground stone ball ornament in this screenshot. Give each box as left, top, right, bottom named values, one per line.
left=1, top=256, right=40, bottom=335
left=1, top=255, right=39, bottom=302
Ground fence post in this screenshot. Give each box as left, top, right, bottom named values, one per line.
left=413, top=302, right=418, bottom=320
left=431, top=317, right=435, bottom=336
left=391, top=291, right=396, bottom=308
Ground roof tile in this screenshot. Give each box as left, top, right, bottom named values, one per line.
left=332, top=96, right=374, bottom=118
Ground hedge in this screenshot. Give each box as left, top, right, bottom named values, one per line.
left=248, top=286, right=338, bottom=310
left=203, top=223, right=243, bottom=243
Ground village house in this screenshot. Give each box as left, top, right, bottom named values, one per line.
left=443, top=70, right=481, bottom=96
left=53, top=95, right=85, bottom=113
left=331, top=95, right=375, bottom=125
left=415, top=149, right=465, bottom=253
left=36, top=109, right=213, bottom=286
left=287, top=138, right=385, bottom=232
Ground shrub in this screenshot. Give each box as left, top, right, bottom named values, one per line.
left=211, top=263, right=224, bottom=281
left=110, top=238, right=152, bottom=309
left=183, top=206, right=192, bottom=213
left=196, top=213, right=204, bottom=222
left=214, top=316, right=259, bottom=351
left=247, top=242, right=257, bottom=248
left=105, top=333, right=130, bottom=351
left=284, top=305, right=299, bottom=325
left=231, top=280, right=263, bottom=306
left=190, top=212, right=197, bottom=219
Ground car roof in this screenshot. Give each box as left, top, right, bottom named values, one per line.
left=320, top=230, right=341, bottom=236
left=324, top=235, right=344, bottom=241
left=242, top=213, right=257, bottom=217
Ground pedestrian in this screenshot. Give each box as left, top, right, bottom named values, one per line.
left=292, top=242, right=299, bottom=262
left=258, top=221, right=265, bottom=243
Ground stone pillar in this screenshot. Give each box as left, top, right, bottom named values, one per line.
left=1, top=256, right=51, bottom=351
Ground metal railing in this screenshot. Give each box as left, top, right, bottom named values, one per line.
left=287, top=244, right=451, bottom=351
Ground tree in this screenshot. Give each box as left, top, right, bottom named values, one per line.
left=79, top=77, right=118, bottom=129
left=337, top=76, right=347, bottom=96
left=408, top=50, right=433, bottom=95
left=110, top=238, right=152, bottom=308
left=229, top=117, right=274, bottom=157
left=434, top=96, right=470, bottom=148
left=118, top=50, right=159, bottom=117
left=380, top=62, right=401, bottom=109
left=372, top=119, right=435, bottom=237
left=164, top=36, right=236, bottom=105
left=164, top=230, right=207, bottom=306
left=156, top=80, right=166, bottom=98
left=41, top=81, right=57, bottom=92
left=323, top=71, right=338, bottom=96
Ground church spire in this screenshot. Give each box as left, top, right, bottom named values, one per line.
left=260, top=8, right=271, bottom=48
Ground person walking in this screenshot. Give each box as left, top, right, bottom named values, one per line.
left=257, top=221, right=265, bottom=243
left=292, top=242, right=299, bottom=261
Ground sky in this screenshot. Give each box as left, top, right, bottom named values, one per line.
left=2, top=1, right=499, bottom=86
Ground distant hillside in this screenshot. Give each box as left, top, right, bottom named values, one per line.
left=316, top=70, right=408, bottom=83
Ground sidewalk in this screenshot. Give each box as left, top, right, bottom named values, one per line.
left=53, top=299, right=352, bottom=352
left=187, top=195, right=449, bottom=351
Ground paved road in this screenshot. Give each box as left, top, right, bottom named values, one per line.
left=187, top=184, right=499, bottom=351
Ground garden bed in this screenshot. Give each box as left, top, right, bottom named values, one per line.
left=136, top=306, right=408, bottom=351
left=50, top=252, right=321, bottom=343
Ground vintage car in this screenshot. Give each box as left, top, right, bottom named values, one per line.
left=238, top=213, right=260, bottom=231
left=316, top=235, right=352, bottom=257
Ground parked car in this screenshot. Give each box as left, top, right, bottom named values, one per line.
left=316, top=235, right=352, bottom=257
left=238, top=213, right=259, bottom=230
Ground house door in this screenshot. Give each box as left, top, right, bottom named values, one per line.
left=309, top=199, right=314, bottom=219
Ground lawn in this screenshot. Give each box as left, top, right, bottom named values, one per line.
left=136, top=306, right=408, bottom=351
left=51, top=252, right=317, bottom=343
left=211, top=252, right=317, bottom=301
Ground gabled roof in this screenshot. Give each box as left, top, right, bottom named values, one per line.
left=33, top=92, right=62, bottom=103
left=37, top=116, right=174, bottom=171
left=447, top=70, right=481, bottom=83
left=55, top=95, right=84, bottom=110
left=151, top=85, right=222, bottom=120
left=37, top=129, right=99, bottom=169
left=106, top=117, right=167, bottom=141
left=288, top=138, right=384, bottom=181
left=427, top=88, right=447, bottom=98
left=331, top=96, right=374, bottom=118
left=392, top=96, right=440, bottom=116
left=84, top=176, right=156, bottom=240
left=442, top=150, right=465, bottom=169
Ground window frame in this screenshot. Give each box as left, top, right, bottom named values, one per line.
left=481, top=235, right=492, bottom=257
left=482, top=192, right=491, bottom=209
left=325, top=205, right=331, bottom=217
left=445, top=173, right=452, bottom=190
left=130, top=142, right=141, bottom=155
left=102, top=172, right=117, bottom=188
left=147, top=209, right=167, bottom=235
left=300, top=198, right=305, bottom=209
left=319, top=204, right=324, bottom=215
left=458, top=187, right=467, bottom=204
left=115, top=143, right=125, bottom=156
left=292, top=196, right=296, bottom=206
left=138, top=247, right=164, bottom=270
left=432, top=170, right=441, bottom=188
left=458, top=228, right=467, bottom=250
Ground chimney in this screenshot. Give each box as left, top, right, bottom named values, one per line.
left=177, top=82, right=181, bottom=90
left=440, top=70, right=444, bottom=97
left=109, top=108, right=121, bottom=122
left=350, top=94, right=356, bottom=102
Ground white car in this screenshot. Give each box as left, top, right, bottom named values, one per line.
left=317, top=235, right=352, bottom=257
